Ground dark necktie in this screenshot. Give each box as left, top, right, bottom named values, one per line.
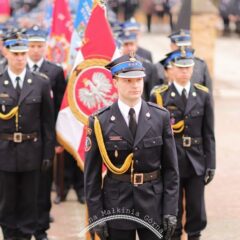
left=15, top=76, right=21, bottom=98
left=33, top=64, right=38, bottom=72
left=129, top=108, right=137, bottom=139
left=181, top=88, right=187, bottom=108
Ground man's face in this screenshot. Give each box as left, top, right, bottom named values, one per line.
left=114, top=77, right=144, bottom=105
left=28, top=41, right=46, bottom=62
left=5, top=50, right=27, bottom=73
left=173, top=65, right=193, bottom=85
left=121, top=41, right=138, bottom=55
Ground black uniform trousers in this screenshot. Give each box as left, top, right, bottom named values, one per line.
left=0, top=170, right=39, bottom=239
left=34, top=167, right=53, bottom=238
left=173, top=174, right=206, bottom=238
left=108, top=227, right=160, bottom=240
left=63, top=151, right=84, bottom=199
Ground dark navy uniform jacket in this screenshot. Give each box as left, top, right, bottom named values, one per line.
left=150, top=83, right=216, bottom=177
left=28, top=60, right=66, bottom=121
left=84, top=100, right=179, bottom=229
left=0, top=69, right=55, bottom=172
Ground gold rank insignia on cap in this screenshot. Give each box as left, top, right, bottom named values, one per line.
left=180, top=29, right=185, bottom=36
left=129, top=51, right=136, bottom=62
left=4, top=80, right=9, bottom=85
left=27, top=79, right=32, bottom=84
left=171, top=92, right=176, bottom=97
left=180, top=46, right=186, bottom=57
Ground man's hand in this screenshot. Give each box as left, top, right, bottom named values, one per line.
left=90, top=222, right=108, bottom=240
left=204, top=168, right=215, bottom=185
left=41, top=159, right=52, bottom=171
left=55, top=146, right=64, bottom=154
left=163, top=215, right=177, bottom=240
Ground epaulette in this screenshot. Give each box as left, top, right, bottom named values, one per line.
left=147, top=102, right=167, bottom=112
left=45, top=60, right=61, bottom=68
left=154, top=84, right=169, bottom=94
left=92, top=106, right=110, bottom=116
left=194, top=83, right=209, bottom=93
left=194, top=57, right=205, bottom=63
left=33, top=71, right=49, bottom=80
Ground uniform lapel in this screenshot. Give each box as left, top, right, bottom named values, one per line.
left=1, top=71, right=18, bottom=101
left=18, top=70, right=34, bottom=105
left=39, top=60, right=48, bottom=74
left=110, top=102, right=134, bottom=144
left=133, top=101, right=151, bottom=147
left=184, top=84, right=197, bottom=115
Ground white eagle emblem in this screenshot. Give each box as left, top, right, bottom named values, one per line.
left=78, top=72, right=117, bottom=109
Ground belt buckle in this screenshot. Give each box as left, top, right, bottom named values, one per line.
left=183, top=136, right=191, bottom=147
left=133, top=173, right=144, bottom=186
left=13, top=132, right=23, bottom=143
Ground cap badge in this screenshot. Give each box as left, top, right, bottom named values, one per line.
left=129, top=51, right=136, bottom=62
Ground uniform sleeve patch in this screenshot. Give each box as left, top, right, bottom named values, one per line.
left=85, top=136, right=92, bottom=152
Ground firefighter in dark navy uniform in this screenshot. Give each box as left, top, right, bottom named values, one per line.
left=0, top=31, right=55, bottom=240
left=150, top=47, right=216, bottom=240
left=168, top=29, right=213, bottom=93
left=26, top=25, right=66, bottom=240
left=122, top=19, right=153, bottom=63
left=119, top=31, right=160, bottom=101
left=84, top=54, right=179, bottom=240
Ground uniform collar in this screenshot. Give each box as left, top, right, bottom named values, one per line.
left=118, top=99, right=142, bottom=125
left=7, top=67, right=26, bottom=88
left=173, top=81, right=191, bottom=97
left=27, top=57, right=44, bottom=70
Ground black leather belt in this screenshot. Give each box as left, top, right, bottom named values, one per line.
left=0, top=132, right=38, bottom=143
left=175, top=136, right=202, bottom=147
left=107, top=169, right=161, bottom=186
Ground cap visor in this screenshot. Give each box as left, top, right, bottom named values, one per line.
left=116, top=70, right=146, bottom=78
left=29, top=37, right=46, bottom=42
left=173, top=59, right=195, bottom=67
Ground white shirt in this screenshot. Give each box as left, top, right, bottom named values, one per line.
left=118, top=99, right=142, bottom=126
left=8, top=68, right=26, bottom=88
left=27, top=57, right=44, bottom=71
left=173, top=81, right=191, bottom=97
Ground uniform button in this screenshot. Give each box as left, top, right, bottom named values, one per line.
left=134, top=147, right=138, bottom=151
left=135, top=160, right=139, bottom=164
left=19, top=114, right=22, bottom=118
left=114, top=145, right=117, bottom=149
left=19, top=126, right=22, bottom=130
left=33, top=99, right=36, bottom=102
left=185, top=125, right=188, bottom=129
left=153, top=141, right=156, bottom=144
left=185, top=115, right=188, bottom=119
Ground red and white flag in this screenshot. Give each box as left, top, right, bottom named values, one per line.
left=0, top=0, right=10, bottom=18
left=47, top=0, right=73, bottom=76
left=56, top=3, right=119, bottom=169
